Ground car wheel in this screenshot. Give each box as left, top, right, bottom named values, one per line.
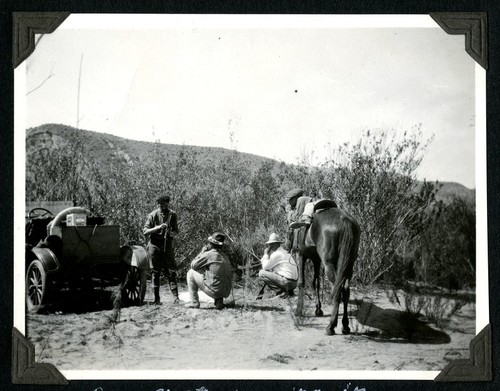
left=122, top=267, right=146, bottom=306
left=26, top=259, right=47, bottom=313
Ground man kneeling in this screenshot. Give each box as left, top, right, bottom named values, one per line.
left=257, top=233, right=298, bottom=299
left=185, top=232, right=232, bottom=310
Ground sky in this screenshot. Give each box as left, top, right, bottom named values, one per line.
left=24, top=15, right=478, bottom=188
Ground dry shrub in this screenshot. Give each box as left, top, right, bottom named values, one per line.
left=422, top=296, right=466, bottom=328
left=388, top=287, right=466, bottom=330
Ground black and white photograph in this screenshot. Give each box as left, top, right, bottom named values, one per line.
left=12, top=13, right=490, bottom=384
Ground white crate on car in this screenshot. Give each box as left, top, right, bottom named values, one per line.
left=66, top=213, right=87, bottom=226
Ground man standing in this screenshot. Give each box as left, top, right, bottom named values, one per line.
left=256, top=233, right=298, bottom=299
left=143, top=195, right=180, bottom=305
left=185, top=232, right=232, bottom=310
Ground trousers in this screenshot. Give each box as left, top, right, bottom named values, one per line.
left=149, top=243, right=178, bottom=293
left=186, top=269, right=218, bottom=302
left=258, top=270, right=297, bottom=292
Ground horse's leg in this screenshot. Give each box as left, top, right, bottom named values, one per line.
left=294, top=252, right=305, bottom=316
left=341, top=278, right=351, bottom=335
left=313, top=258, right=323, bottom=317
left=323, top=263, right=340, bottom=335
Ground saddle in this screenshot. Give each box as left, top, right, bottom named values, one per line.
left=313, top=199, right=337, bottom=212
left=291, top=199, right=337, bottom=250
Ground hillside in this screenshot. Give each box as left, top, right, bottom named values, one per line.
left=414, top=180, right=475, bottom=205
left=26, top=123, right=475, bottom=204
left=26, top=123, right=279, bottom=173
left=433, top=181, right=475, bottom=204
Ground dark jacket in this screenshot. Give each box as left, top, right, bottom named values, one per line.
left=287, top=195, right=313, bottom=224
left=191, top=248, right=232, bottom=298
left=144, top=208, right=179, bottom=248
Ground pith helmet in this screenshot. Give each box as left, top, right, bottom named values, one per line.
left=265, top=233, right=283, bottom=244
left=208, top=232, right=226, bottom=246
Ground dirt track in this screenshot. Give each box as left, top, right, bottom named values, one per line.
left=26, top=283, right=475, bottom=375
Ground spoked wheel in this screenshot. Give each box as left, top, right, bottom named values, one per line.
left=122, top=266, right=146, bottom=306
left=26, top=259, right=48, bottom=313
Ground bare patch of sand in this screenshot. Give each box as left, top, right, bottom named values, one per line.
left=25, top=283, right=475, bottom=374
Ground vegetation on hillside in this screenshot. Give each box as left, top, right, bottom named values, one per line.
left=25, top=124, right=476, bottom=290
left=26, top=124, right=279, bottom=176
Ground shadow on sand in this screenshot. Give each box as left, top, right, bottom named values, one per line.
left=353, top=299, right=451, bottom=344
left=35, top=288, right=116, bottom=315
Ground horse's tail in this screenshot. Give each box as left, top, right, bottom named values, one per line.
left=336, top=217, right=358, bottom=282
left=328, top=217, right=358, bottom=306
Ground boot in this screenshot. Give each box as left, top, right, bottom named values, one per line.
left=172, top=287, right=180, bottom=304
left=289, top=215, right=312, bottom=229
left=184, top=301, right=200, bottom=309
left=214, top=297, right=224, bottom=310
left=153, top=287, right=162, bottom=305
left=255, top=284, right=266, bottom=300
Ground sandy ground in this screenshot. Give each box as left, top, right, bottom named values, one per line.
left=25, top=280, right=475, bottom=374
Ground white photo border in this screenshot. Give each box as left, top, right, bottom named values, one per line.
left=14, top=13, right=488, bottom=381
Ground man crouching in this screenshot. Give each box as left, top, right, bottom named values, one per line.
left=185, top=232, right=232, bottom=310
left=256, top=233, right=298, bottom=299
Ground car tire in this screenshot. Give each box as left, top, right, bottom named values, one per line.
left=26, top=259, right=47, bottom=313
left=122, top=266, right=146, bottom=306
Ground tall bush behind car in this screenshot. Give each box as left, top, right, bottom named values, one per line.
left=25, top=135, right=91, bottom=205
left=136, top=144, right=286, bottom=275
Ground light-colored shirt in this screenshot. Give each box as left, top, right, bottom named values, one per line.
left=260, top=247, right=298, bottom=281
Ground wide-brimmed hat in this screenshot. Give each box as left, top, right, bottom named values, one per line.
left=157, top=195, right=170, bottom=203
left=286, top=188, right=303, bottom=200
left=208, top=232, right=226, bottom=246
left=265, top=233, right=283, bottom=244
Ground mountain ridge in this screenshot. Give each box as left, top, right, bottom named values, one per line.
left=26, top=123, right=279, bottom=171
left=26, top=123, right=475, bottom=204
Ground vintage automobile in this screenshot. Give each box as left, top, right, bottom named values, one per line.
left=25, top=206, right=149, bottom=313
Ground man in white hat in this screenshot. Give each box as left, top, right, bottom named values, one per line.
left=256, top=233, right=298, bottom=299
left=185, top=232, right=233, bottom=310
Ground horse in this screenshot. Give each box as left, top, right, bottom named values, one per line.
left=293, top=203, right=360, bottom=336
